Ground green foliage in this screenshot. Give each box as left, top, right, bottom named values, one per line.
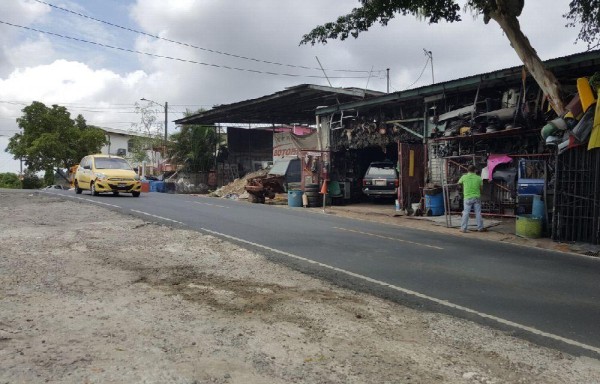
left=300, top=0, right=462, bottom=45
left=128, top=136, right=162, bottom=164
left=5, top=101, right=107, bottom=173
left=131, top=101, right=167, bottom=172
left=21, top=171, right=43, bottom=189
left=565, top=0, right=600, bottom=49
left=43, top=170, right=55, bottom=186
left=169, top=110, right=218, bottom=173
left=300, top=0, right=597, bottom=47
left=0, top=173, right=21, bottom=189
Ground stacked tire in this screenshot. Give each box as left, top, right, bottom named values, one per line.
left=304, top=183, right=320, bottom=207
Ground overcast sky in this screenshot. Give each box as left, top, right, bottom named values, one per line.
left=0, top=0, right=587, bottom=173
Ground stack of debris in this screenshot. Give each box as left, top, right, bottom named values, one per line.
left=210, top=169, right=269, bottom=198
left=175, top=179, right=210, bottom=194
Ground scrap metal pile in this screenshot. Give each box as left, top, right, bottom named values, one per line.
left=244, top=174, right=285, bottom=203
left=332, top=116, right=424, bottom=150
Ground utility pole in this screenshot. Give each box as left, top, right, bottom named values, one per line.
left=423, top=49, right=434, bottom=84
left=386, top=68, right=390, bottom=93
left=163, top=101, right=168, bottom=169
left=164, top=101, right=168, bottom=149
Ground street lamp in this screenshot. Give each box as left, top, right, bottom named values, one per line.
left=140, top=98, right=168, bottom=172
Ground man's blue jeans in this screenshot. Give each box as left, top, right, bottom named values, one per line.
left=461, top=197, right=483, bottom=232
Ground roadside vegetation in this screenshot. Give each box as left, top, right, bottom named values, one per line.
left=5, top=101, right=106, bottom=186
left=0, top=173, right=20, bottom=189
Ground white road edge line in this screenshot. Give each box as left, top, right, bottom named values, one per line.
left=199, top=226, right=600, bottom=356
left=42, top=191, right=121, bottom=208
left=334, top=226, right=444, bottom=250
left=130, top=209, right=184, bottom=225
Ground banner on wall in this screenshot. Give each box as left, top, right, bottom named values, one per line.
left=273, top=131, right=318, bottom=158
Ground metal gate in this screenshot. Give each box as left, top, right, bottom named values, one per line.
left=552, top=146, right=600, bottom=245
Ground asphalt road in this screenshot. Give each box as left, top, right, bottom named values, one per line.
left=45, top=189, right=600, bottom=357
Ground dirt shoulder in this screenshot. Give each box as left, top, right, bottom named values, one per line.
left=1, top=190, right=600, bottom=383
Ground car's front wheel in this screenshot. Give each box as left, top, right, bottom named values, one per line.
left=74, top=181, right=82, bottom=194
left=91, top=182, right=99, bottom=196
left=132, top=191, right=140, bottom=197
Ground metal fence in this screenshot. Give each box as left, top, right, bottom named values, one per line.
left=552, top=146, right=600, bottom=244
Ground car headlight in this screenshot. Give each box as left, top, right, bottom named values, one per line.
left=95, top=172, right=107, bottom=180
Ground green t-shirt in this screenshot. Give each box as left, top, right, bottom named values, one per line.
left=458, top=172, right=482, bottom=199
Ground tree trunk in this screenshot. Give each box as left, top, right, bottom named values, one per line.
left=489, top=11, right=566, bottom=116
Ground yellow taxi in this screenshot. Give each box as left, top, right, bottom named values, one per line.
left=74, top=154, right=141, bottom=197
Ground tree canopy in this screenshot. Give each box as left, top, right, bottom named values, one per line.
left=300, top=0, right=598, bottom=47
left=169, top=110, right=218, bottom=173
left=301, top=0, right=600, bottom=115
left=129, top=101, right=166, bottom=169
left=6, top=101, right=106, bottom=177
left=565, top=0, right=600, bottom=49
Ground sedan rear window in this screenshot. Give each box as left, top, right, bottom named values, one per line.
left=366, top=165, right=396, bottom=177
left=94, top=157, right=132, bottom=170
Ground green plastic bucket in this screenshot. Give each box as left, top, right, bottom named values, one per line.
left=516, top=215, right=542, bottom=238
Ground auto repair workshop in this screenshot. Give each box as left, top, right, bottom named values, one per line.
left=176, top=50, right=600, bottom=245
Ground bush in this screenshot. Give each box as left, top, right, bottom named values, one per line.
left=0, top=173, right=21, bottom=189
left=21, top=172, right=43, bottom=189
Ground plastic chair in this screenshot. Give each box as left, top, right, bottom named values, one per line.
left=328, top=181, right=343, bottom=198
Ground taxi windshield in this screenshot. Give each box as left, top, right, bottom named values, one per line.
left=94, top=157, right=132, bottom=170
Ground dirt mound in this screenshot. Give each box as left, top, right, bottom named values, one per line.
left=211, top=168, right=269, bottom=197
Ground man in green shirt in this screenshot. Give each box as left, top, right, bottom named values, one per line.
left=458, top=164, right=484, bottom=233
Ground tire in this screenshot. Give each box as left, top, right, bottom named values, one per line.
left=307, top=196, right=320, bottom=204
left=305, top=191, right=319, bottom=197
left=304, top=183, right=319, bottom=193
left=248, top=194, right=260, bottom=203
left=91, top=182, right=99, bottom=196
left=74, top=181, right=82, bottom=194
left=132, top=191, right=140, bottom=197
left=113, top=191, right=120, bottom=196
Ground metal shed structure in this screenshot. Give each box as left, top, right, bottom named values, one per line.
left=174, top=84, right=385, bottom=126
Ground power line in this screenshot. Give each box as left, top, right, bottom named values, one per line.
left=0, top=100, right=204, bottom=117
left=404, top=56, right=431, bottom=90
left=0, top=20, right=376, bottom=79
left=32, top=0, right=385, bottom=75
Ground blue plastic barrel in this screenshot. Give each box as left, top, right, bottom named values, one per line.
left=532, top=195, right=545, bottom=219
left=149, top=180, right=158, bottom=192
left=425, top=193, right=444, bottom=216
left=154, top=181, right=165, bottom=193
left=287, top=190, right=303, bottom=207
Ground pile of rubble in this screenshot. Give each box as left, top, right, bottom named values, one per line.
left=175, top=178, right=210, bottom=194
left=210, top=168, right=269, bottom=198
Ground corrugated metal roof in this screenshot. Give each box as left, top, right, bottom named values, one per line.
left=100, top=126, right=151, bottom=138
left=175, top=84, right=385, bottom=126
left=315, top=49, right=600, bottom=115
